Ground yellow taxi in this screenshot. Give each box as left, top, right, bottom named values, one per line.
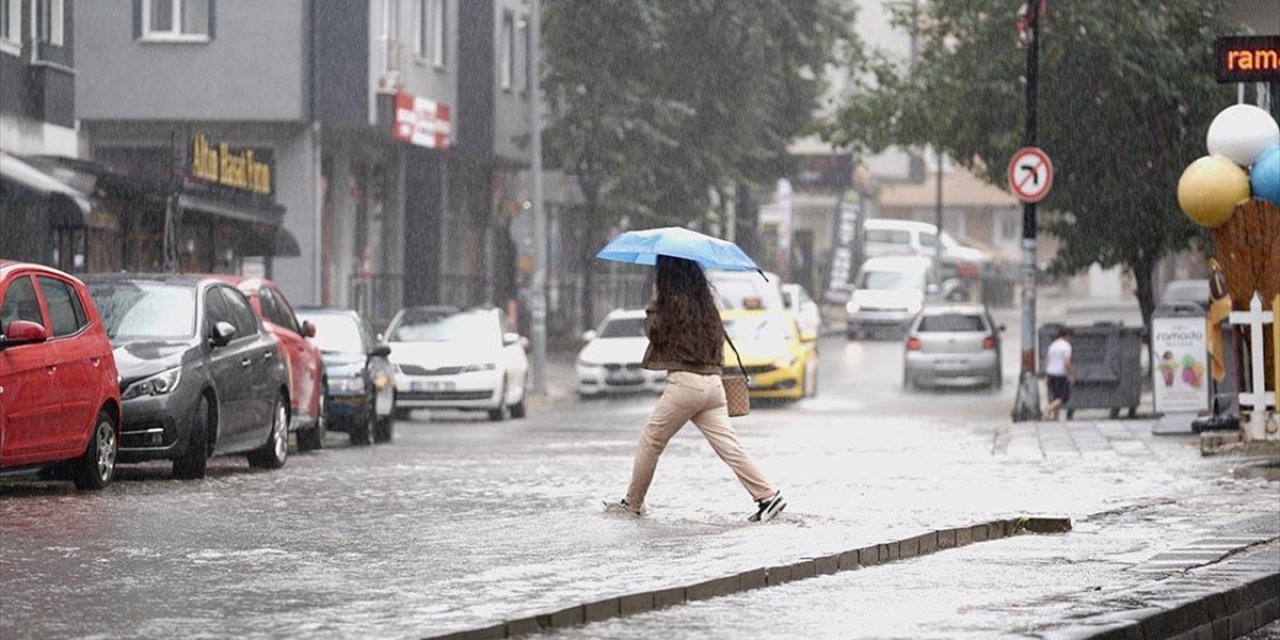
left=721, top=309, right=819, bottom=401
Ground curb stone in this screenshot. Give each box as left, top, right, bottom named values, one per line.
left=419, top=516, right=1072, bottom=639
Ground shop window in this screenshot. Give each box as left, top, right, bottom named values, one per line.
left=141, top=0, right=211, bottom=40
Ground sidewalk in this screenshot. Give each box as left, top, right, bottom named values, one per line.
left=393, top=409, right=1277, bottom=638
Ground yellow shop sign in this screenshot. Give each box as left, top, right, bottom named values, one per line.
left=191, top=135, right=273, bottom=196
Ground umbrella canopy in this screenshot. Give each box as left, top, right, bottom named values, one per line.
left=596, top=227, right=760, bottom=272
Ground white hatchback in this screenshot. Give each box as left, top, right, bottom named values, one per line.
left=386, top=306, right=530, bottom=421
left=576, top=309, right=665, bottom=397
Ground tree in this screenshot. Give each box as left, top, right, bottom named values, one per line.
left=542, top=0, right=854, bottom=328
left=819, top=0, right=1237, bottom=330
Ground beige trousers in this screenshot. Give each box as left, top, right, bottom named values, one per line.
left=626, top=371, right=775, bottom=509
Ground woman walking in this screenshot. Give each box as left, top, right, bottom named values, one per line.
left=605, top=256, right=786, bottom=522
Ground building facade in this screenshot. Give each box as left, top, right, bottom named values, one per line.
left=74, top=0, right=458, bottom=320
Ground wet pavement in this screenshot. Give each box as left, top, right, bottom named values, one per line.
left=2, top=333, right=1277, bottom=639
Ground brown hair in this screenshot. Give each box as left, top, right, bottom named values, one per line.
left=652, top=256, right=723, bottom=365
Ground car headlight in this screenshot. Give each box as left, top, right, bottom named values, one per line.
left=465, top=363, right=496, bottom=372
left=331, top=376, right=366, bottom=393
left=121, top=367, right=182, bottom=401
left=846, top=302, right=861, bottom=313
left=577, top=358, right=599, bottom=368
left=906, top=301, right=923, bottom=315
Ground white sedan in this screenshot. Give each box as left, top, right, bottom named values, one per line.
left=386, top=306, right=530, bottom=421
left=576, top=309, right=665, bottom=397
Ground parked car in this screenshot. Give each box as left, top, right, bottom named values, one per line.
left=0, top=261, right=121, bottom=489
left=82, top=274, right=291, bottom=478
left=708, top=270, right=785, bottom=311
left=902, top=304, right=1004, bottom=391
left=846, top=255, right=939, bottom=339
left=386, top=306, right=530, bottom=421
left=781, top=283, right=822, bottom=343
left=576, top=308, right=665, bottom=397
left=721, top=309, right=818, bottom=401
left=295, top=307, right=395, bottom=445
left=215, top=276, right=327, bottom=451
left=862, top=219, right=988, bottom=280
left=1158, top=279, right=1210, bottom=310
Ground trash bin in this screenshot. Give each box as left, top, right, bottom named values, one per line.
left=1150, top=301, right=1211, bottom=432
left=1039, top=322, right=1145, bottom=419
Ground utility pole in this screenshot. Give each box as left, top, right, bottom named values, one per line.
left=529, top=1, right=548, bottom=395
left=1012, top=0, right=1042, bottom=421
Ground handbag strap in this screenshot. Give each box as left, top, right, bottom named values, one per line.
left=723, top=331, right=749, bottom=381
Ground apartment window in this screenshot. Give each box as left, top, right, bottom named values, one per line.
left=1, top=0, right=22, bottom=48
left=519, top=14, right=529, bottom=90
left=142, top=0, right=210, bottom=39
left=500, top=10, right=514, bottom=90
left=415, top=0, right=446, bottom=66
left=35, top=0, right=64, bottom=46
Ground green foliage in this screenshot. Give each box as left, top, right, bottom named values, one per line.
left=543, top=0, right=856, bottom=229
left=820, top=0, right=1239, bottom=324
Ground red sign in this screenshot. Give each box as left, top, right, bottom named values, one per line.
left=1007, top=147, right=1053, bottom=203
left=393, top=92, right=452, bottom=150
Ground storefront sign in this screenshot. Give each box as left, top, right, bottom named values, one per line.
left=393, top=92, right=452, bottom=150
left=191, top=135, right=273, bottom=196
left=823, top=190, right=862, bottom=304
left=1214, top=35, right=1280, bottom=83
left=1151, top=316, right=1210, bottom=413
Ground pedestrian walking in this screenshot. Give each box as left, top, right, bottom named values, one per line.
left=604, top=255, right=786, bottom=522
left=1044, top=328, right=1075, bottom=420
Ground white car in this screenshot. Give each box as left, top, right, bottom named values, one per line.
left=576, top=309, right=665, bottom=397
left=781, top=283, right=822, bottom=342
left=846, top=256, right=938, bottom=339
left=708, top=270, right=785, bottom=311
left=386, top=306, right=530, bottom=421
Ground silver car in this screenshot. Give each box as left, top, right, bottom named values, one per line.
left=902, top=305, right=1003, bottom=390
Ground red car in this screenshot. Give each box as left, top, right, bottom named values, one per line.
left=213, top=276, right=327, bottom=451
left=0, top=261, right=121, bottom=489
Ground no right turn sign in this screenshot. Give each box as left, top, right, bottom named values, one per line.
left=1008, top=147, right=1054, bottom=203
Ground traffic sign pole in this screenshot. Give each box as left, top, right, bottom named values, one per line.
left=1012, top=0, right=1043, bottom=423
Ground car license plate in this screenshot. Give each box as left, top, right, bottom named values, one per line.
left=935, top=360, right=967, bottom=370
left=412, top=381, right=456, bottom=392
left=607, top=372, right=642, bottom=384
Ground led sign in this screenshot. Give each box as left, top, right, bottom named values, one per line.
left=1215, top=35, right=1280, bottom=83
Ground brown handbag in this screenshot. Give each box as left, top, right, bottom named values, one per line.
left=723, top=333, right=751, bottom=417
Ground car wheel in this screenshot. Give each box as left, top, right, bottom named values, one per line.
left=247, top=394, right=289, bottom=469
left=488, top=379, right=511, bottom=422
left=173, top=395, right=212, bottom=479
left=297, top=385, right=327, bottom=452
left=73, top=409, right=117, bottom=490
left=393, top=402, right=413, bottom=421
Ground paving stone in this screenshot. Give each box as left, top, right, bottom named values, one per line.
left=918, top=531, right=938, bottom=553
left=858, top=545, right=880, bottom=566
left=619, top=593, right=654, bottom=617
left=765, top=565, right=793, bottom=586
left=652, top=587, right=686, bottom=609
left=899, top=535, right=919, bottom=558
left=814, top=555, right=838, bottom=575
left=837, top=550, right=860, bottom=571
left=937, top=528, right=957, bottom=549
left=687, top=576, right=740, bottom=601
left=547, top=605, right=584, bottom=628
left=505, top=617, right=540, bottom=636
left=738, top=569, right=767, bottom=591
left=465, top=624, right=507, bottom=640
left=583, top=598, right=620, bottom=623
left=790, top=559, right=817, bottom=580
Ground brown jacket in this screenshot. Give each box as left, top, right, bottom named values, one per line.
left=641, top=306, right=724, bottom=375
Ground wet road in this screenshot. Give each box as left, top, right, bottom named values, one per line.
left=1, top=330, right=1264, bottom=639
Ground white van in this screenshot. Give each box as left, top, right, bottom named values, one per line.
left=863, top=219, right=987, bottom=279
left=846, top=256, right=938, bottom=339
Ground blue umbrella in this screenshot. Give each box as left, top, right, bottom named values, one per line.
left=596, top=227, right=761, bottom=273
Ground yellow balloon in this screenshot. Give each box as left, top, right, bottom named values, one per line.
left=1177, top=155, right=1251, bottom=228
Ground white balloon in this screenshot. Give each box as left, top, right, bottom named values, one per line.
left=1206, top=104, right=1280, bottom=167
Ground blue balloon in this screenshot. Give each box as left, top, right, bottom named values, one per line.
left=1252, top=145, right=1280, bottom=207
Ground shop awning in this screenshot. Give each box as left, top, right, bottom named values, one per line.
left=0, top=152, right=95, bottom=226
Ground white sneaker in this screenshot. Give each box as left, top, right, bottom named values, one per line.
left=749, top=491, right=786, bottom=523
left=603, top=498, right=643, bottom=516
